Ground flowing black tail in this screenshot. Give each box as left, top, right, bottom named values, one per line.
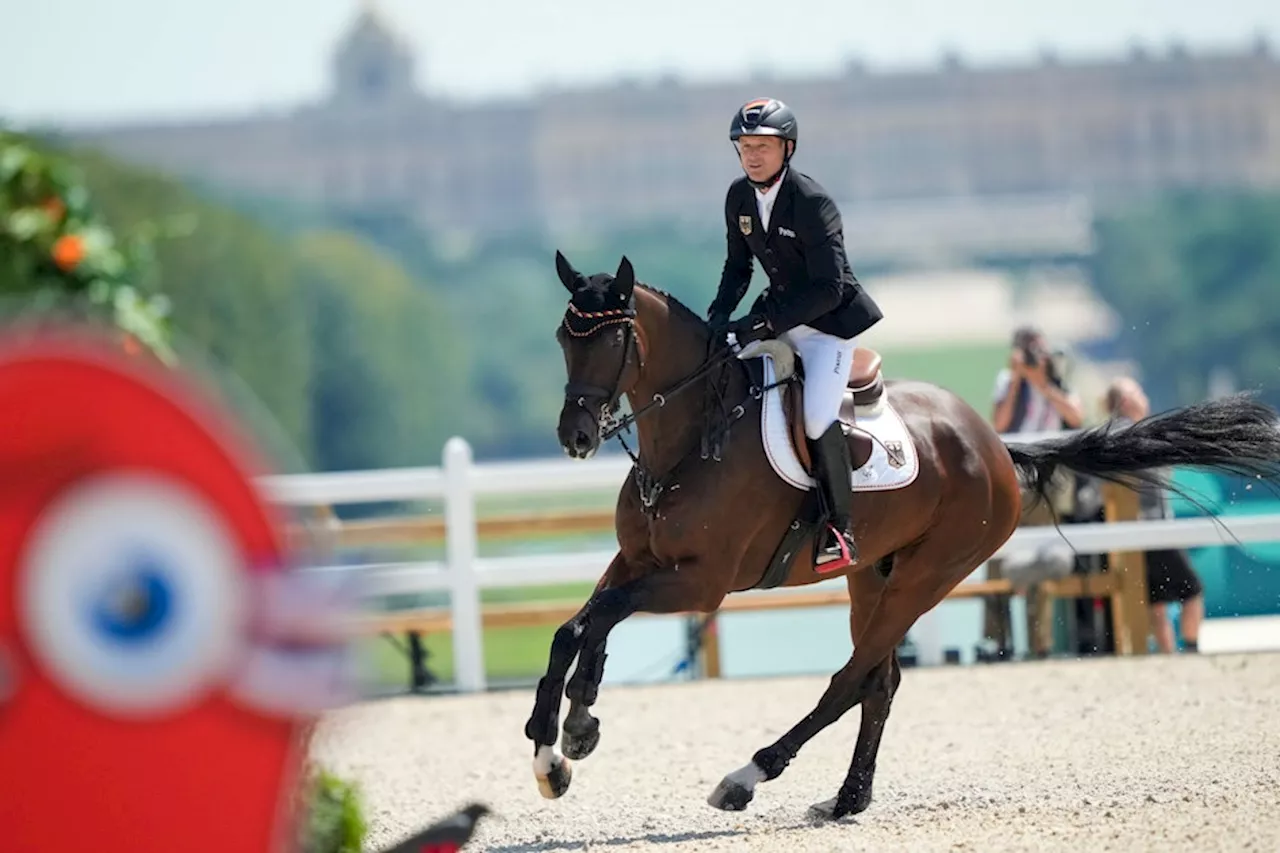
left=1005, top=392, right=1280, bottom=514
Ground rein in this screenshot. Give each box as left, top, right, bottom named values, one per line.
left=563, top=301, right=793, bottom=514
left=600, top=347, right=737, bottom=441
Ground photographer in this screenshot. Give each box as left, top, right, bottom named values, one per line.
left=992, top=325, right=1084, bottom=435
left=982, top=325, right=1086, bottom=660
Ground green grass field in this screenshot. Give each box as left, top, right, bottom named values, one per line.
left=877, top=341, right=1008, bottom=416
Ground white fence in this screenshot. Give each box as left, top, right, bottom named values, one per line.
left=259, top=435, right=1280, bottom=693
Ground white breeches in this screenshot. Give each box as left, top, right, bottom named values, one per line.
left=779, top=325, right=858, bottom=440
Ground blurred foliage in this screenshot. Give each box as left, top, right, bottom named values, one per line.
left=222, top=199, right=739, bottom=461
left=294, top=229, right=465, bottom=470
left=7, top=134, right=475, bottom=473
left=76, top=143, right=315, bottom=454
left=294, top=766, right=367, bottom=853
left=1091, top=189, right=1280, bottom=411
left=0, top=131, right=175, bottom=360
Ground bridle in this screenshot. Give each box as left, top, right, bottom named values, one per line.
left=560, top=295, right=792, bottom=514
left=561, top=299, right=643, bottom=430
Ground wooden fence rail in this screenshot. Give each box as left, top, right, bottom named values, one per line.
left=307, top=481, right=1154, bottom=690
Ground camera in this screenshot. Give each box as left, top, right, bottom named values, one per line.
left=1013, top=327, right=1042, bottom=370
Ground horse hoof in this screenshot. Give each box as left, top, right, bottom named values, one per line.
left=707, top=777, right=755, bottom=812
left=808, top=798, right=840, bottom=820
left=808, top=789, right=870, bottom=821
left=534, top=746, right=573, bottom=800
left=561, top=720, right=600, bottom=760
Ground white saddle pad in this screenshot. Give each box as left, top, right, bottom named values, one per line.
left=758, top=354, right=920, bottom=493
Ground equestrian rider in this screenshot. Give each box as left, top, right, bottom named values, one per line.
left=707, top=97, right=884, bottom=567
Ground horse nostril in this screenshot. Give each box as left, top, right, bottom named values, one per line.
left=573, top=430, right=592, bottom=452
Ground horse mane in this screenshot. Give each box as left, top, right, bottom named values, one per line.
left=635, top=281, right=709, bottom=333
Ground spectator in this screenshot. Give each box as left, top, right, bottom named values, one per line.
left=1103, top=376, right=1204, bottom=653
left=982, top=325, right=1086, bottom=660
left=992, top=325, right=1085, bottom=436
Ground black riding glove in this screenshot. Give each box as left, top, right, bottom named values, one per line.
left=728, top=312, right=772, bottom=345
left=708, top=310, right=731, bottom=342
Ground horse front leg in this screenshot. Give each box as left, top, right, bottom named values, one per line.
left=524, top=563, right=722, bottom=799
left=559, top=562, right=624, bottom=762
left=561, top=633, right=607, bottom=760
left=524, top=600, right=591, bottom=799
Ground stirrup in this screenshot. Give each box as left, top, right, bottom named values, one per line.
left=815, top=523, right=857, bottom=573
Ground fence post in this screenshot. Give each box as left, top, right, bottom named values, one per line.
left=1102, top=482, right=1150, bottom=656
left=444, top=436, right=486, bottom=692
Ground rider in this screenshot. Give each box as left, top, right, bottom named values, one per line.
left=707, top=97, right=884, bottom=567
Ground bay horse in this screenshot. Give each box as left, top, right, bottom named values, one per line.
left=524, top=252, right=1280, bottom=819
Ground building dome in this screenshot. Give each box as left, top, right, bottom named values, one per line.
left=329, top=1, right=419, bottom=105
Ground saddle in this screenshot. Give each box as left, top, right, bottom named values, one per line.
left=735, top=339, right=888, bottom=589
left=752, top=342, right=884, bottom=474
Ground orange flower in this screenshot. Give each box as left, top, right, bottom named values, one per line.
left=51, top=234, right=85, bottom=271
left=42, top=196, right=66, bottom=222
left=122, top=334, right=142, bottom=357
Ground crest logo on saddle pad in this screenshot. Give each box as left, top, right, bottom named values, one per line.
left=885, top=440, right=906, bottom=469
left=739, top=215, right=753, bottom=236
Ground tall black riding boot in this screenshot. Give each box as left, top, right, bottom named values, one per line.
left=809, top=421, right=858, bottom=567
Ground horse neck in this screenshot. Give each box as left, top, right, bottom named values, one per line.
left=626, top=289, right=729, bottom=470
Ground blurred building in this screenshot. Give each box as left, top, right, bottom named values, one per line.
left=67, top=7, right=1280, bottom=263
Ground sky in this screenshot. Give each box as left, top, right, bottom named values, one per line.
left=1, top=0, right=1277, bottom=127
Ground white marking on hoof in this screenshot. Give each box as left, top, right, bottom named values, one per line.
left=727, top=762, right=766, bottom=790
left=533, top=745, right=572, bottom=799
left=533, top=744, right=559, bottom=777
left=707, top=761, right=765, bottom=811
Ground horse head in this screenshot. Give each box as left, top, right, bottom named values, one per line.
left=554, top=251, right=643, bottom=459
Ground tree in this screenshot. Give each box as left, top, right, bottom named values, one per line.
left=1090, top=189, right=1280, bottom=412
left=293, top=230, right=468, bottom=471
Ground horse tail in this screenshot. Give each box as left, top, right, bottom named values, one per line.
left=1004, top=392, right=1280, bottom=514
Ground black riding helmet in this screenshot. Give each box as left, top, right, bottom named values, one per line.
left=729, top=98, right=798, bottom=189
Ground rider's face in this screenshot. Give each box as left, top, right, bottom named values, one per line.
left=737, top=136, right=787, bottom=183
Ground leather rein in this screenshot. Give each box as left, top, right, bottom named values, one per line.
left=561, top=298, right=792, bottom=513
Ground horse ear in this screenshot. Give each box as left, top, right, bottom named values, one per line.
left=614, top=256, right=635, bottom=301
left=555, top=250, right=585, bottom=294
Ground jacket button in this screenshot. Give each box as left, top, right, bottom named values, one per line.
left=770, top=267, right=780, bottom=275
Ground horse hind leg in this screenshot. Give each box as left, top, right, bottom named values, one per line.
left=706, top=557, right=891, bottom=814
left=808, top=651, right=901, bottom=819
left=811, top=543, right=991, bottom=820
left=808, top=566, right=903, bottom=818
left=708, top=543, right=977, bottom=819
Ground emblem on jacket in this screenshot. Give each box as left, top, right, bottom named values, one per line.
left=885, top=440, right=906, bottom=468
left=778, top=226, right=796, bottom=238
left=739, top=215, right=752, bottom=236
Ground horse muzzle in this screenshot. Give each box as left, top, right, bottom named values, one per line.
left=558, top=402, right=602, bottom=460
